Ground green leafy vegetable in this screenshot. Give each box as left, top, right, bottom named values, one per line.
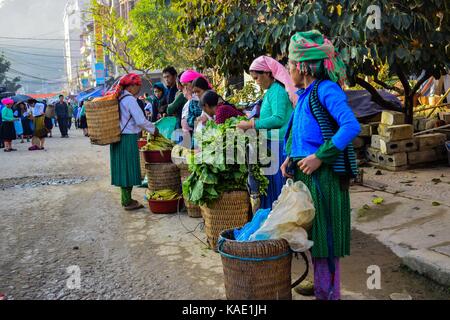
left=182, top=117, right=269, bottom=206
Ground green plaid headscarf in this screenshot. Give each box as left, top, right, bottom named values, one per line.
left=288, top=30, right=347, bottom=84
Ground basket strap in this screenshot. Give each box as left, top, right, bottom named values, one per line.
left=291, top=251, right=310, bottom=289
left=118, top=94, right=133, bottom=134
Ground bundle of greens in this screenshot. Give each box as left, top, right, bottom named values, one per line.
left=182, top=117, right=269, bottom=206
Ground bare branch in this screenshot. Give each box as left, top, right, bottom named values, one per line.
left=355, top=77, right=403, bottom=112
left=372, top=76, right=404, bottom=95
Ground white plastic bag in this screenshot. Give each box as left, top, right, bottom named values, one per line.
left=249, top=179, right=315, bottom=252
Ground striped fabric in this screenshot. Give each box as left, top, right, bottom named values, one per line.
left=110, top=134, right=142, bottom=187
left=309, top=80, right=358, bottom=178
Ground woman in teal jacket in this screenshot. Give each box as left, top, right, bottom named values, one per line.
left=237, top=56, right=297, bottom=209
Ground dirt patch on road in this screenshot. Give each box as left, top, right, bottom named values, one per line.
left=0, top=175, right=93, bottom=190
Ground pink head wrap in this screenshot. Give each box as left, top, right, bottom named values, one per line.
left=179, top=69, right=213, bottom=89
left=1, top=98, right=14, bottom=105
left=249, top=56, right=298, bottom=105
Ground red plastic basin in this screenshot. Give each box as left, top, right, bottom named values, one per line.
left=148, top=198, right=184, bottom=214
left=143, top=150, right=172, bottom=163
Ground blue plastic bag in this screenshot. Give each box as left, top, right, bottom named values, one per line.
left=234, top=208, right=271, bottom=241
left=14, top=119, right=23, bottom=136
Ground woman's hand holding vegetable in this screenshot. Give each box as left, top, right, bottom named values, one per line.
left=236, top=119, right=255, bottom=130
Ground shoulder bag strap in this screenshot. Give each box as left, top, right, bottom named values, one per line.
left=118, top=94, right=133, bottom=134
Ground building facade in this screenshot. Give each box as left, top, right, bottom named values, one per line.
left=118, top=0, right=137, bottom=20
left=65, top=0, right=142, bottom=93
left=63, top=0, right=87, bottom=93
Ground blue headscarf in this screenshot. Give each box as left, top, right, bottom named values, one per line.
left=153, top=82, right=165, bottom=93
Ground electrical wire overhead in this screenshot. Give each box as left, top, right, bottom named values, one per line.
left=0, top=47, right=70, bottom=58
left=0, top=36, right=81, bottom=42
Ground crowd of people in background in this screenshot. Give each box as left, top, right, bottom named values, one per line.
left=134, top=66, right=247, bottom=136
left=0, top=94, right=88, bottom=152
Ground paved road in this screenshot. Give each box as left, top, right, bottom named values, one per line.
left=1, top=129, right=449, bottom=300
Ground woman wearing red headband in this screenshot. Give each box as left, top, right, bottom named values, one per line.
left=110, top=73, right=159, bottom=211
left=1, top=98, right=19, bottom=152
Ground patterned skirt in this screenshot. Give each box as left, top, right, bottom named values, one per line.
left=33, top=116, right=48, bottom=138
left=110, top=134, right=142, bottom=187
left=294, top=164, right=351, bottom=258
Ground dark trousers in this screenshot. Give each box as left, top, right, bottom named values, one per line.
left=57, top=117, right=68, bottom=136
left=67, top=117, right=72, bottom=130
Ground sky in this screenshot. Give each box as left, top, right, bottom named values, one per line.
left=0, top=0, right=68, bottom=93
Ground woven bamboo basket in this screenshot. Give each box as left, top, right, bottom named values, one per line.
left=178, top=163, right=202, bottom=218
left=85, top=99, right=121, bottom=145
left=218, top=229, right=293, bottom=300
left=139, top=151, right=146, bottom=180
left=185, top=200, right=202, bottom=218
left=179, top=163, right=190, bottom=180
left=146, top=162, right=181, bottom=193
left=200, top=191, right=250, bottom=250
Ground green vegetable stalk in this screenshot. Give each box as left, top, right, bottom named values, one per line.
left=182, top=117, right=269, bottom=206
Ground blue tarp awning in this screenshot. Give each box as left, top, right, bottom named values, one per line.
left=77, top=87, right=104, bottom=103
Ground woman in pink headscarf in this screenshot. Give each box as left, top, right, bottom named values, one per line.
left=179, top=70, right=213, bottom=148
left=236, top=56, right=296, bottom=209
left=1, top=98, right=19, bottom=152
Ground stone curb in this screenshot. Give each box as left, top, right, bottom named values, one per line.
left=402, top=249, right=450, bottom=287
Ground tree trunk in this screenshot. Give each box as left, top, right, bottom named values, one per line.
left=223, top=74, right=244, bottom=98
left=405, top=94, right=415, bottom=124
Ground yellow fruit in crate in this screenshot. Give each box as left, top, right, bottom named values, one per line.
left=142, top=133, right=174, bottom=151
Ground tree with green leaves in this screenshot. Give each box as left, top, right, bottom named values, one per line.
left=176, top=0, right=450, bottom=123
left=0, top=54, right=21, bottom=93
left=89, top=0, right=197, bottom=77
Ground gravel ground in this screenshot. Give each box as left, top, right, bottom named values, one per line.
left=1, top=129, right=449, bottom=300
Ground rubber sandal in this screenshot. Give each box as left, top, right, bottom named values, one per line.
left=124, top=200, right=144, bottom=211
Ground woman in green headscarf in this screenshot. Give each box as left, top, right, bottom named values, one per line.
left=281, top=30, right=361, bottom=300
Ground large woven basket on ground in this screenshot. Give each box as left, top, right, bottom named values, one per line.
left=146, top=162, right=180, bottom=193
left=200, top=191, right=250, bottom=250
left=85, top=99, right=121, bottom=145
left=218, top=229, right=293, bottom=300
left=178, top=163, right=201, bottom=218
